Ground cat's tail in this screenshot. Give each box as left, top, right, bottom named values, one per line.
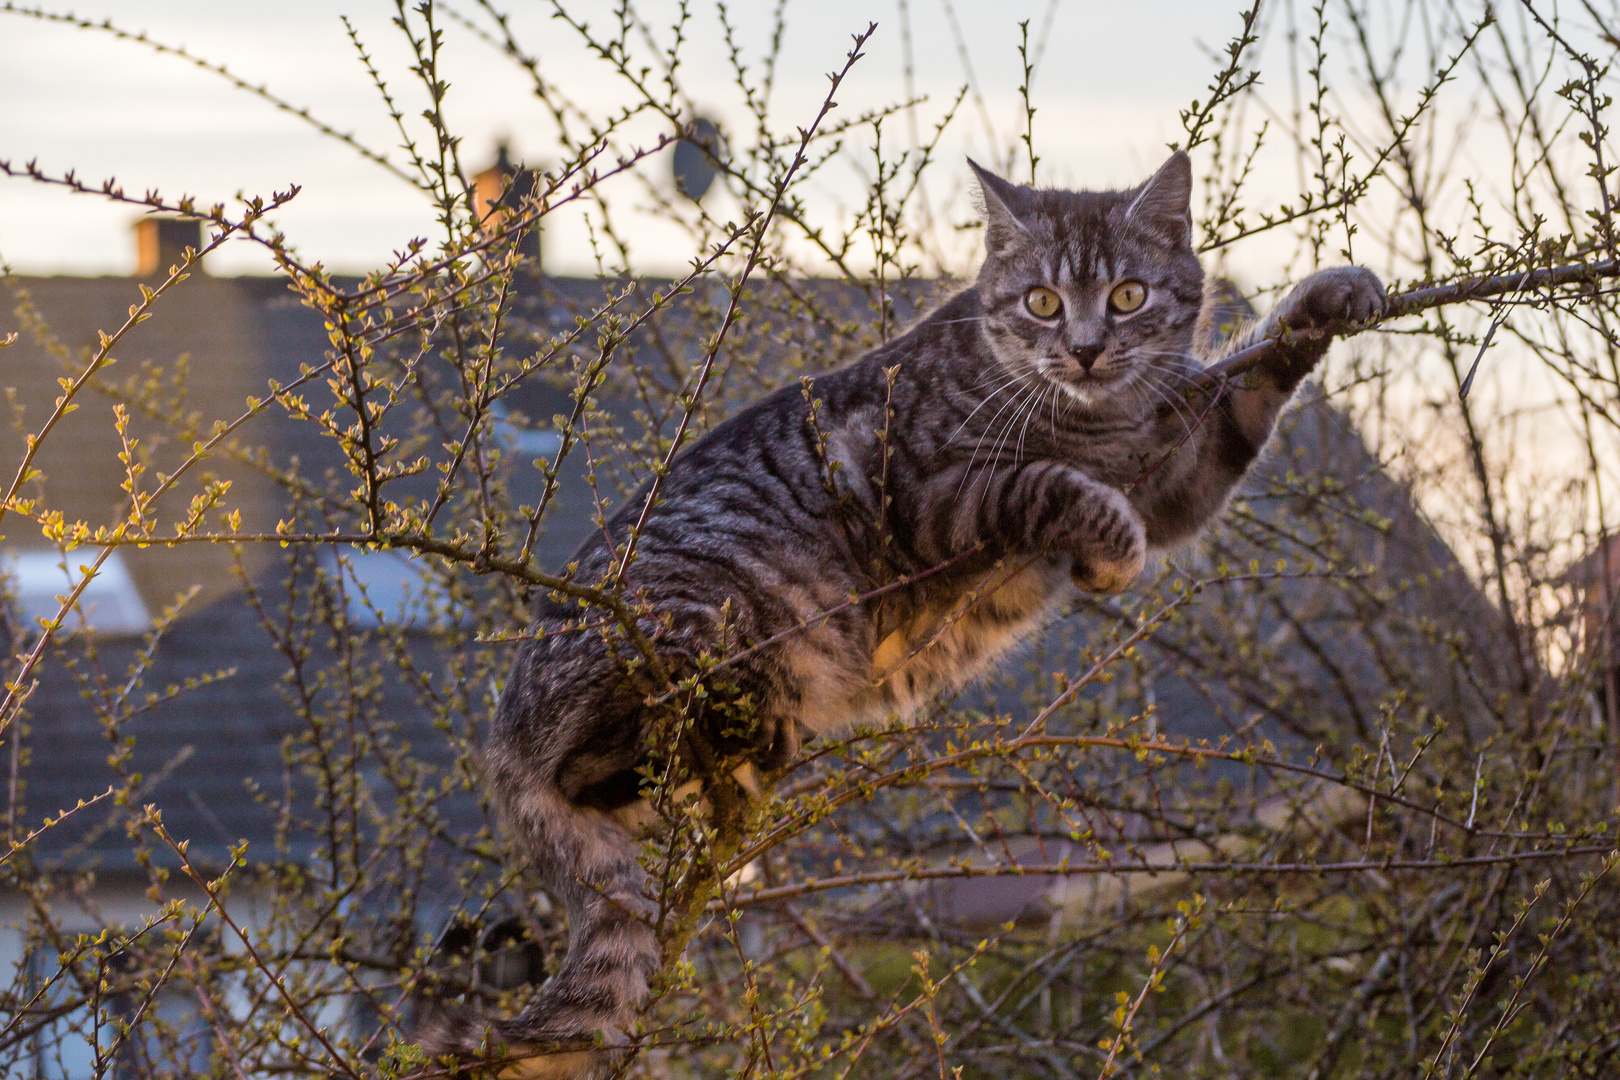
left=416, top=796, right=659, bottom=1080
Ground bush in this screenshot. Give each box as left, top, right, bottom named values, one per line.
left=2, top=2, right=1620, bottom=1078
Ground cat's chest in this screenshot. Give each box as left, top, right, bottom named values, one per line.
left=1048, top=425, right=1161, bottom=487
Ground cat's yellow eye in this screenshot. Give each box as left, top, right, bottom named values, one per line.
left=1024, top=287, right=1062, bottom=318
left=1109, top=281, right=1147, bottom=313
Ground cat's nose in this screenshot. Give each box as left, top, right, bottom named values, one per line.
left=1068, top=342, right=1104, bottom=371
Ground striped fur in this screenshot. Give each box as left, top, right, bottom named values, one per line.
left=418, top=153, right=1385, bottom=1077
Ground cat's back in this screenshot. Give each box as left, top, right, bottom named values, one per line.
left=595, top=288, right=986, bottom=544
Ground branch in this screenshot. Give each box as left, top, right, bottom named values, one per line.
left=721, top=845, right=1617, bottom=909
left=0, top=3, right=421, bottom=189
left=1193, top=255, right=1620, bottom=391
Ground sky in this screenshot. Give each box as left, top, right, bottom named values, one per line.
left=4, top=1, right=1615, bottom=554
left=0, top=0, right=1264, bottom=278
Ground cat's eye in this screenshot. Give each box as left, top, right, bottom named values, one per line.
left=1109, top=281, right=1147, bottom=313
left=1024, top=287, right=1062, bottom=318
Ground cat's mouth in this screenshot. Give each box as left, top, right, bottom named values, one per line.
left=1039, top=360, right=1130, bottom=404
left=1050, top=380, right=1097, bottom=405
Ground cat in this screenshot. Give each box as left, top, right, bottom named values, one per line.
left=418, top=150, right=1386, bottom=1078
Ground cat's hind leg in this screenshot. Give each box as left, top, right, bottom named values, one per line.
left=416, top=798, right=654, bottom=1078
left=419, top=673, right=659, bottom=1080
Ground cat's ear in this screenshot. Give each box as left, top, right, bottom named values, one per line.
left=1126, top=150, right=1193, bottom=247
left=968, top=157, right=1030, bottom=258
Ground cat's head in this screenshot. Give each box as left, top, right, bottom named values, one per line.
left=970, top=153, right=1204, bottom=411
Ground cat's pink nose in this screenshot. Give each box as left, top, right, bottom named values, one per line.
left=1068, top=342, right=1103, bottom=371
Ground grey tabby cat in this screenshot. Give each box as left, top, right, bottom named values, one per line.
left=422, top=151, right=1385, bottom=1077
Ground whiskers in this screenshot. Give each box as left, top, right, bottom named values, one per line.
left=945, top=370, right=1037, bottom=448
left=1131, top=349, right=1202, bottom=389
left=955, top=374, right=1047, bottom=503
left=1127, top=350, right=1204, bottom=434
left=944, top=346, right=1205, bottom=509
left=957, top=368, right=1087, bottom=508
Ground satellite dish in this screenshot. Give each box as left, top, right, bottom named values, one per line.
left=673, top=117, right=722, bottom=201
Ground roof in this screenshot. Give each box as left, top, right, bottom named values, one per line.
left=0, top=270, right=1509, bottom=881
left=0, top=271, right=591, bottom=868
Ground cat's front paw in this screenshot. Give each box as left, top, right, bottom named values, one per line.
left=1260, top=266, right=1385, bottom=388
left=1069, top=507, right=1147, bottom=595
left=1275, top=266, right=1387, bottom=337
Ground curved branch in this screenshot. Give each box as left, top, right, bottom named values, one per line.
left=1194, top=255, right=1620, bottom=390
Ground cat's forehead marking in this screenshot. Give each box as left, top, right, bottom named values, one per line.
left=1003, top=187, right=1178, bottom=293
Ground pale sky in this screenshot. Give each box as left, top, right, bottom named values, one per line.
left=5, top=1, right=1616, bottom=562
left=0, top=1, right=1266, bottom=278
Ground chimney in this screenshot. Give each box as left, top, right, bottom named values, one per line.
left=134, top=217, right=207, bottom=277
left=1571, top=533, right=1620, bottom=715
left=473, top=142, right=542, bottom=267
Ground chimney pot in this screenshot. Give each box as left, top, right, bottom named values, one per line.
left=473, top=142, right=543, bottom=267
left=134, top=217, right=207, bottom=277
